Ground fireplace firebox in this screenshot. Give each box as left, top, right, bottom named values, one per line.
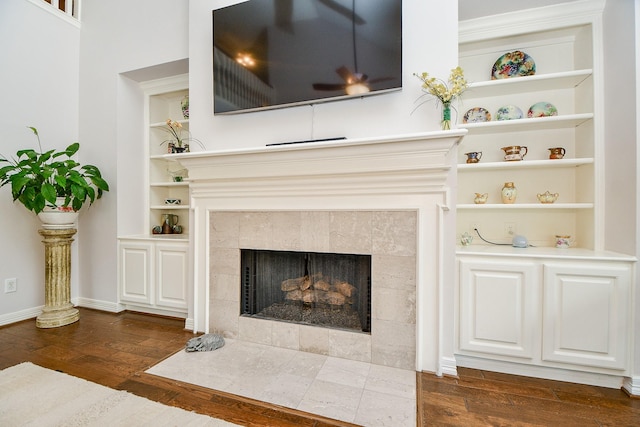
left=241, top=249, right=371, bottom=333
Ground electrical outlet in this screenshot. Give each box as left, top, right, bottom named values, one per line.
left=504, top=222, right=516, bottom=236
left=4, top=278, right=17, bottom=293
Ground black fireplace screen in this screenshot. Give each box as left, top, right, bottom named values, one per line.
left=241, top=249, right=371, bottom=333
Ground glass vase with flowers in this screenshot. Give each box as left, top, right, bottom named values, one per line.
left=161, top=119, right=204, bottom=153
left=413, top=67, right=468, bottom=130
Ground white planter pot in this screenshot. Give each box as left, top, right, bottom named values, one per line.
left=37, top=198, right=80, bottom=229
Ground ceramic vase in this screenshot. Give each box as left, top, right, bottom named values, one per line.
left=501, top=182, right=517, bottom=204
left=441, top=102, right=451, bottom=130
left=181, top=95, right=189, bottom=119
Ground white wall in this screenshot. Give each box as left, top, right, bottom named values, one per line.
left=0, top=1, right=80, bottom=320
left=76, top=0, right=189, bottom=308
left=603, top=1, right=637, bottom=255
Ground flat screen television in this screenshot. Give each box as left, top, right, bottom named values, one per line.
left=213, top=0, right=402, bottom=115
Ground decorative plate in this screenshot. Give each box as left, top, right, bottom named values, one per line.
left=463, top=107, right=491, bottom=124
left=496, top=105, right=523, bottom=121
left=491, top=50, right=536, bottom=80
left=527, top=102, right=558, bottom=118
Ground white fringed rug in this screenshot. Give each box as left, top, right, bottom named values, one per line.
left=0, top=362, right=239, bottom=426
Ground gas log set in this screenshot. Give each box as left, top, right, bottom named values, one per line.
left=241, top=249, right=371, bottom=333
left=281, top=273, right=357, bottom=307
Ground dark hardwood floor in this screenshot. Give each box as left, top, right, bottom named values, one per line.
left=0, top=308, right=638, bottom=426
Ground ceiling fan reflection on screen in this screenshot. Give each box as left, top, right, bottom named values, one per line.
left=311, top=0, right=393, bottom=95
left=313, top=66, right=394, bottom=95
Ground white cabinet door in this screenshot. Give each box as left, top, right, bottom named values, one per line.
left=155, top=243, right=189, bottom=310
left=119, top=241, right=153, bottom=305
left=459, top=259, right=539, bottom=359
left=543, top=263, right=631, bottom=370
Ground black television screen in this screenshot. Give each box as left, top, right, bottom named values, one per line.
left=213, top=0, right=402, bottom=114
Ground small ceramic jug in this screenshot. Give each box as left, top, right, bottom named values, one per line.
left=501, top=145, right=528, bottom=161
left=537, top=190, right=559, bottom=204
left=460, top=232, right=473, bottom=246
left=501, top=182, right=517, bottom=204
left=555, top=235, right=572, bottom=249
left=548, top=147, right=566, bottom=159
left=474, top=193, right=488, bottom=204
left=465, top=152, right=482, bottom=163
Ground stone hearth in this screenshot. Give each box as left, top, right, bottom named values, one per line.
left=173, top=131, right=466, bottom=374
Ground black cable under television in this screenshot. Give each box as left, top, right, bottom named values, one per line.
left=212, top=0, right=402, bottom=115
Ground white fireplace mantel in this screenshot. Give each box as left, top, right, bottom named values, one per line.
left=171, top=130, right=466, bottom=375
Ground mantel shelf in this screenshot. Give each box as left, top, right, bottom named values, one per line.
left=458, top=158, right=594, bottom=171
left=457, top=203, right=594, bottom=209
left=458, top=113, right=593, bottom=134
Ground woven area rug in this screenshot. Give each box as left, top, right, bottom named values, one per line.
left=0, top=362, right=239, bottom=426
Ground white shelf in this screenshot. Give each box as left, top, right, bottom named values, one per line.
left=150, top=118, right=188, bottom=128
left=465, top=69, right=592, bottom=98
left=150, top=205, right=190, bottom=210
left=457, top=203, right=594, bottom=209
left=458, top=158, right=594, bottom=171
left=149, top=182, right=189, bottom=187
left=459, top=113, right=593, bottom=134
left=119, top=234, right=189, bottom=242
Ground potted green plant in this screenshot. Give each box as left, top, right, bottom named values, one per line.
left=0, top=127, right=109, bottom=227
left=161, top=119, right=203, bottom=153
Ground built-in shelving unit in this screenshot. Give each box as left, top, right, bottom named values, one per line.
left=456, top=16, right=599, bottom=250
left=117, top=74, right=190, bottom=318
left=454, top=0, right=636, bottom=390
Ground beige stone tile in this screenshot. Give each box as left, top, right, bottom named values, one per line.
left=316, top=356, right=371, bottom=389
left=209, top=300, right=239, bottom=338
left=329, top=211, right=372, bottom=254
left=210, top=211, right=240, bottom=248
left=328, top=329, right=371, bottom=363
left=371, top=320, right=416, bottom=370
left=271, top=320, right=300, bottom=350
left=238, top=316, right=273, bottom=345
left=299, top=324, right=329, bottom=355
left=297, top=379, right=361, bottom=423
left=372, top=287, right=415, bottom=324
left=210, top=247, right=239, bottom=276
left=238, top=212, right=274, bottom=249
left=372, top=254, right=416, bottom=291
left=300, top=211, right=331, bottom=252
left=283, top=351, right=327, bottom=378
left=365, top=364, right=416, bottom=400
left=210, top=272, right=240, bottom=302
left=269, top=211, right=302, bottom=250
left=372, top=211, right=417, bottom=256
left=354, top=389, right=416, bottom=427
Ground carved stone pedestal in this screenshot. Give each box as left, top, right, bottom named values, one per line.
left=36, top=228, right=79, bottom=328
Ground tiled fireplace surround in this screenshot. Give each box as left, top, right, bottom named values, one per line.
left=176, top=131, right=466, bottom=374
left=210, top=210, right=417, bottom=369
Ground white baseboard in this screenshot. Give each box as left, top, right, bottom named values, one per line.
left=622, top=376, right=640, bottom=396
left=439, top=356, right=458, bottom=377
left=74, top=298, right=124, bottom=313
left=456, top=355, right=625, bottom=389
left=0, top=306, right=43, bottom=327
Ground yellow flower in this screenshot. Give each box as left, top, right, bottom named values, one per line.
left=414, top=66, right=468, bottom=104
